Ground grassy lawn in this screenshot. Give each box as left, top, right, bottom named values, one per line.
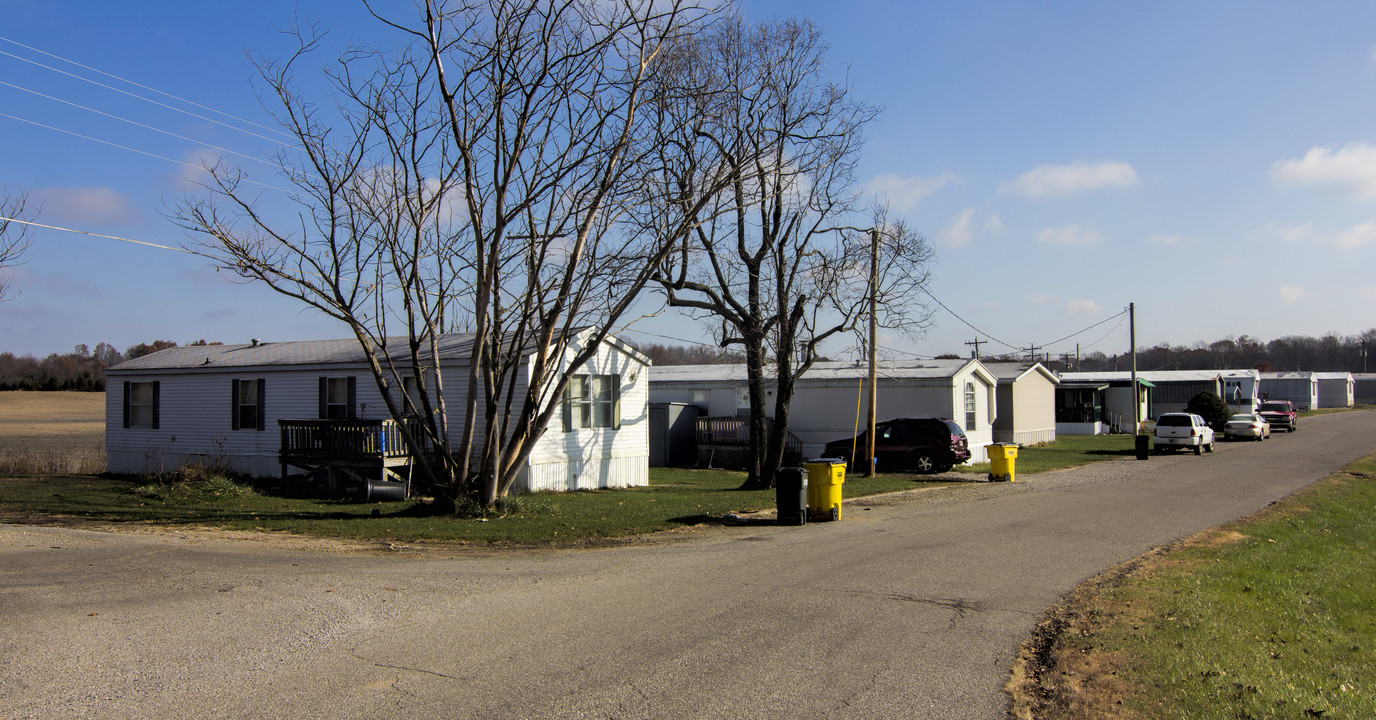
left=0, top=466, right=947, bottom=544
left=1031, top=455, right=1376, bottom=719
left=959, top=433, right=1137, bottom=477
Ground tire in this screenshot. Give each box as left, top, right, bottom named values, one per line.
left=1194, top=443, right=1203, bottom=455
left=1205, top=440, right=1214, bottom=453
left=912, top=454, right=936, bottom=474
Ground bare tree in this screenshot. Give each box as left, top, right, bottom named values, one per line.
left=176, top=0, right=732, bottom=508
left=0, top=190, right=34, bottom=301
left=650, top=17, right=934, bottom=488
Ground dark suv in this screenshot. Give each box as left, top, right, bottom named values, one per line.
left=1257, top=400, right=1298, bottom=432
left=823, top=418, right=971, bottom=474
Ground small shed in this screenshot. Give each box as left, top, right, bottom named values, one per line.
left=1354, top=373, right=1376, bottom=404
left=981, top=361, right=1058, bottom=445
left=105, top=329, right=650, bottom=494
left=1259, top=372, right=1319, bottom=412
left=1314, top=372, right=1354, bottom=408
left=648, top=402, right=699, bottom=467
left=649, top=359, right=999, bottom=463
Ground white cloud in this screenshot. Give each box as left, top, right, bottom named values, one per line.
left=1251, top=220, right=1376, bottom=249
left=1147, top=233, right=1196, bottom=246
left=31, top=186, right=139, bottom=224
left=864, top=172, right=960, bottom=211
left=1270, top=142, right=1376, bottom=199
left=1279, top=284, right=1308, bottom=303
left=1001, top=160, right=1138, bottom=198
left=1036, top=224, right=1103, bottom=247
left=1359, top=287, right=1376, bottom=302
left=937, top=208, right=1001, bottom=248
left=1334, top=220, right=1376, bottom=249
left=1065, top=299, right=1102, bottom=315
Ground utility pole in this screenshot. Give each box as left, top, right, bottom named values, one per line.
left=965, top=338, right=984, bottom=359
left=1023, top=344, right=1041, bottom=363
left=866, top=228, right=878, bottom=478
left=1130, top=302, right=1140, bottom=435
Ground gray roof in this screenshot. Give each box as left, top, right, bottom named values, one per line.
left=1060, top=370, right=1223, bottom=383
left=650, top=359, right=991, bottom=384
left=109, top=329, right=646, bottom=373
left=979, top=361, right=1058, bottom=384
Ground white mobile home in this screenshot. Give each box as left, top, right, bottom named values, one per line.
left=1059, top=370, right=1221, bottom=421
left=1259, top=372, right=1319, bottom=411
left=981, top=361, right=1058, bottom=446
left=1314, top=372, right=1355, bottom=408
left=649, top=359, right=999, bottom=463
left=105, top=330, right=650, bottom=493
left=1220, top=369, right=1261, bottom=414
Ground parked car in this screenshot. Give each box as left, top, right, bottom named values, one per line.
left=1224, top=413, right=1271, bottom=441
left=1257, top=400, right=1298, bottom=432
left=823, top=418, right=971, bottom=474
left=1152, top=412, right=1215, bottom=455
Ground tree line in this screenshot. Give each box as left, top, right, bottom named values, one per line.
left=0, top=340, right=213, bottom=391
left=984, top=329, right=1376, bottom=374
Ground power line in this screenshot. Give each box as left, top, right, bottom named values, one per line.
left=0, top=216, right=193, bottom=254
left=1039, top=307, right=1130, bottom=348
left=0, top=111, right=288, bottom=193
left=919, top=287, right=1021, bottom=351
left=0, top=48, right=289, bottom=146
left=0, top=80, right=282, bottom=170
left=0, top=34, right=292, bottom=141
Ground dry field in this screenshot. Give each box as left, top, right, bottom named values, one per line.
left=0, top=391, right=105, bottom=473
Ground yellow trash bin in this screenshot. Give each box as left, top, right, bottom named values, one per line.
left=987, top=443, right=1018, bottom=482
left=805, top=459, right=846, bottom=521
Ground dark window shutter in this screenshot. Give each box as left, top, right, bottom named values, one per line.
left=257, top=379, right=266, bottom=431
left=151, top=381, right=160, bottom=430
left=612, top=374, right=622, bottom=430
left=347, top=377, right=357, bottom=419
left=318, top=377, right=328, bottom=419
left=562, top=384, right=572, bottom=433
left=231, top=379, right=241, bottom=431
left=122, top=381, right=131, bottom=429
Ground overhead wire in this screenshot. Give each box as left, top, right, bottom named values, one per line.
left=0, top=217, right=194, bottom=254
left=0, top=49, right=290, bottom=146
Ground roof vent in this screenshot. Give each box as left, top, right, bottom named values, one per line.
left=251, top=338, right=260, bottom=347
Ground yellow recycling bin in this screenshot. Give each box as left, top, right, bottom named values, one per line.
left=987, top=443, right=1018, bottom=482
left=805, top=459, right=846, bottom=521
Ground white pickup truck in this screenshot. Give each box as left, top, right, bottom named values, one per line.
left=1152, top=412, right=1215, bottom=455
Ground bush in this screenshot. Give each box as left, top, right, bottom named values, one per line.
left=1186, top=390, right=1232, bottom=429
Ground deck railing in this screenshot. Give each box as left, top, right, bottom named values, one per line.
left=278, top=418, right=423, bottom=459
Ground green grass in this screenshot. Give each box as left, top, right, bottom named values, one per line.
left=1057, top=456, right=1376, bottom=719
left=0, top=466, right=947, bottom=544
left=959, top=433, right=1137, bottom=477
left=1300, top=403, right=1370, bottom=418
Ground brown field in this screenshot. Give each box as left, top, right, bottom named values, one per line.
left=0, top=391, right=105, bottom=474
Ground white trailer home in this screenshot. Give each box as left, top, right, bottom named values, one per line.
left=1059, top=370, right=1220, bottom=421
left=1314, top=372, right=1355, bottom=408
left=1220, top=369, right=1261, bottom=414
left=1259, top=372, right=1319, bottom=411
left=105, top=330, right=650, bottom=494
left=981, top=361, right=1058, bottom=446
left=648, top=359, right=999, bottom=463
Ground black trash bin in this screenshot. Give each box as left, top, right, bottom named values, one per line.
left=1135, top=434, right=1150, bottom=460
left=775, top=466, right=808, bottom=526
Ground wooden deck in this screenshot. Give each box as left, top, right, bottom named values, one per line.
left=278, top=418, right=425, bottom=493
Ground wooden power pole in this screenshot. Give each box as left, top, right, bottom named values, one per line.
left=866, top=227, right=878, bottom=477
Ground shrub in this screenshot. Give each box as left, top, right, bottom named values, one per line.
left=1186, top=390, right=1231, bottom=429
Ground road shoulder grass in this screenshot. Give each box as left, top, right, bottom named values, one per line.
left=1009, top=454, right=1376, bottom=720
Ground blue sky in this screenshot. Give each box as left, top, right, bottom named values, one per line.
left=3, top=1, right=1375, bottom=362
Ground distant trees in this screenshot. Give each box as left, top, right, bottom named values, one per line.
left=1049, top=330, right=1376, bottom=374
left=0, top=190, right=34, bottom=301
left=0, top=340, right=200, bottom=390
left=633, top=343, right=745, bottom=366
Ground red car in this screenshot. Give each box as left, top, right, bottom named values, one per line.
left=1257, top=400, right=1298, bottom=432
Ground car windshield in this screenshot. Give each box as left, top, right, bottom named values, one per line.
left=1228, top=414, right=1256, bottom=422
left=1259, top=403, right=1289, bottom=412
left=1157, top=415, right=1193, bottom=426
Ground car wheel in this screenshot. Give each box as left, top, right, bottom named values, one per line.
left=833, top=450, right=853, bottom=472
left=1194, top=443, right=1203, bottom=455
left=912, top=454, right=936, bottom=474
left=1206, top=440, right=1214, bottom=453
left=935, top=463, right=953, bottom=474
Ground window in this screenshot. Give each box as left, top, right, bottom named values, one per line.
left=964, top=382, right=977, bottom=429
left=123, top=381, right=159, bottom=429
left=563, top=374, right=620, bottom=430
left=232, top=379, right=265, bottom=431
left=318, top=377, right=357, bottom=420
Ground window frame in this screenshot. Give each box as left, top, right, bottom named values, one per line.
left=964, top=381, right=977, bottom=429
left=231, top=378, right=266, bottom=431
left=318, top=376, right=357, bottom=420
left=562, top=374, right=621, bottom=431
left=122, top=380, right=160, bottom=429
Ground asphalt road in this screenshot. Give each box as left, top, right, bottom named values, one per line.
left=4, top=410, right=1373, bottom=720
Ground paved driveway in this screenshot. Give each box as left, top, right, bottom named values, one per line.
left=3, top=410, right=1372, bottom=719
